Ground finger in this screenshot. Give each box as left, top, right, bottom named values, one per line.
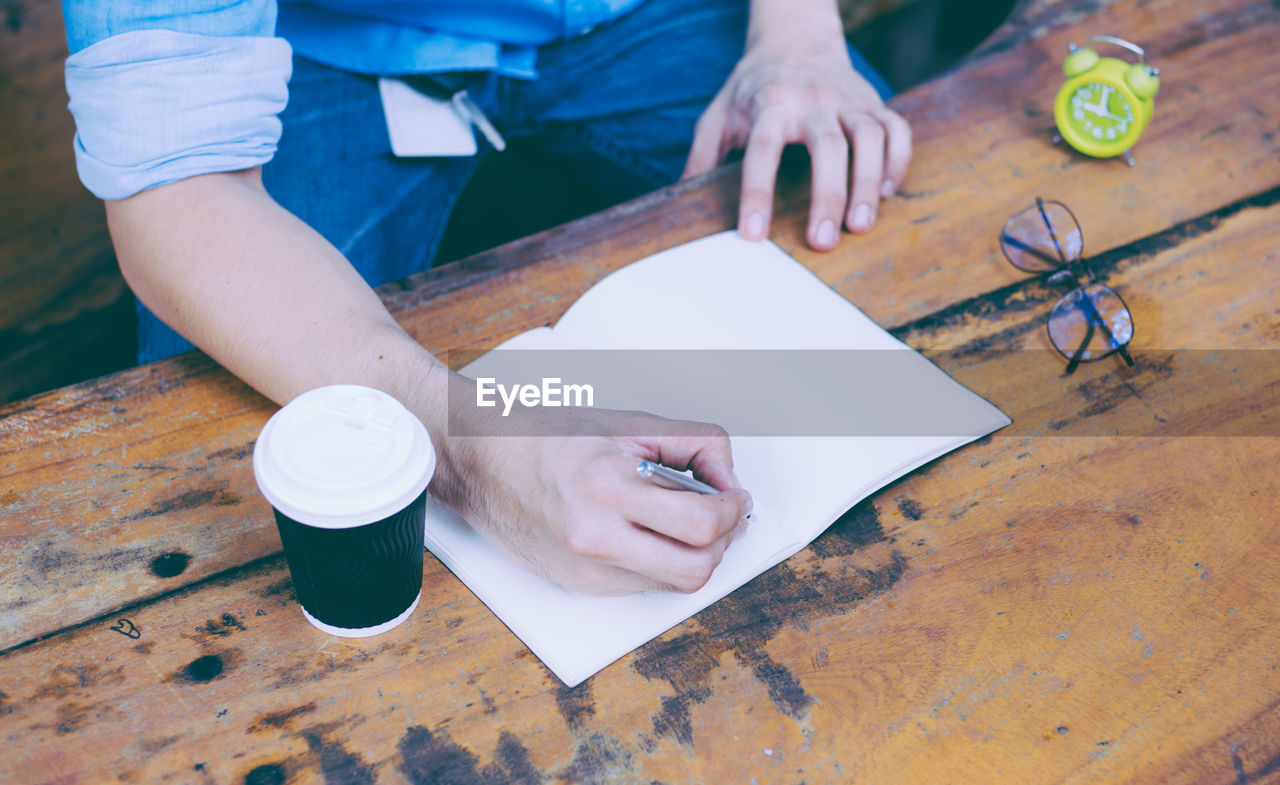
left=613, top=515, right=741, bottom=593
left=622, top=483, right=753, bottom=548
left=737, top=109, right=788, bottom=242
left=643, top=420, right=743, bottom=492
left=683, top=99, right=730, bottom=180
left=803, top=112, right=850, bottom=251
left=872, top=107, right=912, bottom=197
left=840, top=109, right=886, bottom=234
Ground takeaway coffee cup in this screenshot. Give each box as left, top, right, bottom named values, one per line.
left=253, top=385, right=435, bottom=637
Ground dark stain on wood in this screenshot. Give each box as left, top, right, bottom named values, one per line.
left=27, top=545, right=78, bottom=578
left=33, top=662, right=126, bottom=701
left=649, top=689, right=708, bottom=747
left=555, top=681, right=596, bottom=729
left=207, top=443, right=255, bottom=462
left=150, top=551, right=191, bottom=578
left=121, top=486, right=242, bottom=523
left=1069, top=355, right=1174, bottom=420
left=746, top=655, right=812, bottom=718
left=898, top=498, right=925, bottom=520
left=633, top=500, right=906, bottom=735
left=258, top=577, right=296, bottom=600
left=1233, top=748, right=1249, bottom=785
left=559, top=733, right=632, bottom=784
left=179, top=654, right=224, bottom=683
left=303, top=726, right=376, bottom=785
left=244, top=763, right=287, bottom=785
left=397, top=724, right=540, bottom=785
left=247, top=701, right=317, bottom=734
left=52, top=699, right=116, bottom=736
left=809, top=501, right=885, bottom=558
left=196, top=613, right=247, bottom=638
left=492, top=731, right=541, bottom=785
left=137, top=734, right=181, bottom=754
left=268, top=643, right=392, bottom=690
left=398, top=725, right=481, bottom=784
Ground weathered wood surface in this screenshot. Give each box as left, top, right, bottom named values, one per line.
left=2, top=0, right=1279, bottom=781
left=4, top=196, right=1279, bottom=782
left=4, top=0, right=1275, bottom=652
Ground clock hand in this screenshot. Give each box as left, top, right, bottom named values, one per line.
left=1080, top=86, right=1114, bottom=116
left=1081, top=101, right=1126, bottom=122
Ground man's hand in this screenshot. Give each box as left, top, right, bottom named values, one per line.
left=431, top=383, right=754, bottom=595
left=683, top=0, right=912, bottom=251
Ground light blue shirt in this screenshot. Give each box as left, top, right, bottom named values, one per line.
left=63, top=0, right=646, bottom=200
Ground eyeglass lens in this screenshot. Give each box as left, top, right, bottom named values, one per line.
left=1048, top=282, right=1134, bottom=363
left=1000, top=199, right=1083, bottom=273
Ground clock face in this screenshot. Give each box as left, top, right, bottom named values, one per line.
left=1066, top=81, right=1135, bottom=143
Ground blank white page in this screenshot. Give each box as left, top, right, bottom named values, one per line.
left=426, top=232, right=1010, bottom=685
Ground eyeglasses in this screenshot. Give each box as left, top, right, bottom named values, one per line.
left=999, top=198, right=1135, bottom=374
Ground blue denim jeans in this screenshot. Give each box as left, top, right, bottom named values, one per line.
left=136, top=0, right=891, bottom=363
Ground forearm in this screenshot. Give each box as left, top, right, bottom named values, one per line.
left=105, top=169, right=457, bottom=479
left=104, top=169, right=751, bottom=595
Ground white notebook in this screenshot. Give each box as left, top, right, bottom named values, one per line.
left=423, top=232, right=1010, bottom=686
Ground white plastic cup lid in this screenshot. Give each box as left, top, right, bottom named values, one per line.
left=253, top=385, right=435, bottom=528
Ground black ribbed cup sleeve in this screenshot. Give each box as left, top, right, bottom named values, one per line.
left=273, top=491, right=426, bottom=630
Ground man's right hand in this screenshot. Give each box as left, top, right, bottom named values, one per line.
left=429, top=379, right=754, bottom=595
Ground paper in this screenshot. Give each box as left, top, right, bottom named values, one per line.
left=379, top=77, right=477, bottom=157
left=424, top=232, right=1011, bottom=685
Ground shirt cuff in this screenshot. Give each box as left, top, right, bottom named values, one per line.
left=65, top=29, right=293, bottom=201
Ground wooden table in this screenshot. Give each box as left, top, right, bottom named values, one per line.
left=3, top=0, right=1278, bottom=781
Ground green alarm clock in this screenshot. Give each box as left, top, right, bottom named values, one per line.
left=1053, top=34, right=1160, bottom=166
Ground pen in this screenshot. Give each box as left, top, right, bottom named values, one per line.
left=636, top=459, right=718, bottom=495
left=404, top=74, right=507, bottom=152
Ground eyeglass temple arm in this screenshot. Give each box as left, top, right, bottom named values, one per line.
left=1065, top=315, right=1095, bottom=375
left=1000, top=233, right=1064, bottom=268
left=1064, top=292, right=1136, bottom=374
left=1035, top=197, right=1071, bottom=267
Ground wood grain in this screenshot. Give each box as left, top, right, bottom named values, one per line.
left=1, top=0, right=1278, bottom=782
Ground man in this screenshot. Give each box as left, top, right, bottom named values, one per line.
left=64, top=0, right=911, bottom=595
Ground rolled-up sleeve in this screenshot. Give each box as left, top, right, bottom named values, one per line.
left=65, top=29, right=292, bottom=200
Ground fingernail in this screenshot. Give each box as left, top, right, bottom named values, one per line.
left=853, top=203, right=872, bottom=232
left=881, top=179, right=896, bottom=198
left=743, top=213, right=765, bottom=240
left=816, top=219, right=837, bottom=248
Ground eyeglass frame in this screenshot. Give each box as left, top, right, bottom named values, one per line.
left=999, top=197, right=1136, bottom=374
